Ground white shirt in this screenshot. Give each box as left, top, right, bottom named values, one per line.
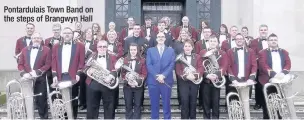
left=200, top=33, right=204, bottom=40
left=30, top=48, right=39, bottom=70
left=53, top=40, right=59, bottom=45
left=271, top=51, right=282, bottom=73
left=130, top=60, right=136, bottom=70
left=219, top=35, right=226, bottom=46
left=262, top=40, right=268, bottom=49
left=204, top=40, right=210, bottom=50
left=85, top=42, right=91, bottom=52
left=26, top=38, right=31, bottom=46
left=128, top=29, right=134, bottom=37
left=231, top=39, right=237, bottom=48
left=97, top=55, right=107, bottom=69
left=108, top=44, right=114, bottom=52
left=164, top=29, right=168, bottom=34
left=186, top=56, right=191, bottom=64
left=146, top=28, right=151, bottom=37
left=62, top=44, right=72, bottom=73
left=237, top=48, right=245, bottom=78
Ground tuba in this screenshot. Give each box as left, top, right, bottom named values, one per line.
left=226, top=81, right=256, bottom=119
left=46, top=76, right=78, bottom=119
left=175, top=54, right=203, bottom=84
left=263, top=73, right=298, bottom=119
left=6, top=77, right=42, bottom=119
left=84, top=54, right=119, bottom=89
left=202, top=49, right=226, bottom=88
left=115, top=57, right=144, bottom=87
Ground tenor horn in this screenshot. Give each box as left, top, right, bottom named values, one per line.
left=175, top=54, right=203, bottom=84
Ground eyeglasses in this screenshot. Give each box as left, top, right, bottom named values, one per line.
left=97, top=46, right=107, bottom=48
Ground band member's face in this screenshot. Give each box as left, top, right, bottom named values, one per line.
left=235, top=35, right=245, bottom=47
left=203, top=28, right=212, bottom=39
left=109, top=23, right=115, bottom=30
left=31, top=33, right=42, bottom=46
left=85, top=29, right=93, bottom=39
left=127, top=18, right=135, bottom=26
left=209, top=38, right=219, bottom=48
left=220, top=26, right=226, bottom=33
left=259, top=26, right=268, bottom=38
left=156, top=33, right=166, bottom=44
left=129, top=46, right=138, bottom=57
left=182, top=17, right=189, bottom=25
left=230, top=27, right=238, bottom=37
left=201, top=22, right=207, bottom=28
left=75, top=22, right=82, bottom=30
left=107, top=32, right=117, bottom=40
left=133, top=26, right=141, bottom=36
left=180, top=31, right=189, bottom=40
left=52, top=26, right=61, bottom=37
left=183, top=43, right=193, bottom=53
left=268, top=36, right=278, bottom=48
left=92, top=24, right=99, bottom=32
left=62, top=29, right=73, bottom=42
left=73, top=32, right=80, bottom=40
left=145, top=19, right=152, bottom=26
left=97, top=42, right=108, bottom=54
left=26, top=24, right=35, bottom=36
left=158, top=23, right=166, bottom=31
left=164, top=18, right=170, bottom=26
left=241, top=29, right=248, bottom=36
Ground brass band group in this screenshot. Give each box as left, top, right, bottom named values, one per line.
left=9, top=15, right=298, bottom=119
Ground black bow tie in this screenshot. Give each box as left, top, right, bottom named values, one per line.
left=130, top=58, right=136, bottom=61
left=146, top=26, right=151, bottom=29
left=108, top=43, right=114, bottom=46
left=260, top=38, right=267, bottom=41
left=185, top=54, right=191, bottom=57
left=98, top=55, right=105, bottom=58
left=129, top=28, right=133, bottom=30
left=236, top=47, right=244, bottom=51
left=32, top=47, right=39, bottom=49
left=271, top=50, right=278, bottom=52
left=85, top=40, right=91, bottom=43
left=232, top=39, right=236, bottom=41
left=64, top=42, right=71, bottom=45
left=25, top=36, right=31, bottom=39
left=205, top=40, right=209, bottom=42
left=220, top=33, right=226, bottom=35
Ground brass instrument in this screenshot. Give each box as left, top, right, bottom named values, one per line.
left=263, top=73, right=298, bottom=119
left=175, top=54, right=202, bottom=84
left=115, top=57, right=144, bottom=87
left=46, top=76, right=78, bottom=119
left=226, top=81, right=256, bottom=119
left=6, top=77, right=42, bottom=119
left=84, top=55, right=119, bottom=89
left=202, top=49, right=226, bottom=88
left=14, top=52, right=22, bottom=62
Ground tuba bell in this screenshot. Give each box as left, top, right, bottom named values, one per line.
left=226, top=81, right=256, bottom=119
left=175, top=53, right=203, bottom=84
left=6, top=77, right=42, bottom=119
left=202, top=49, right=226, bottom=88
left=263, top=73, right=298, bottom=119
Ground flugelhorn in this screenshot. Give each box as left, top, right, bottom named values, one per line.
left=263, top=73, right=298, bottom=119
left=202, top=49, right=226, bottom=88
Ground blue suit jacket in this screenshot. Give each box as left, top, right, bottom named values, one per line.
left=146, top=46, right=175, bottom=86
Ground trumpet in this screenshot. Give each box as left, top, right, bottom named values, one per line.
left=202, top=49, right=226, bottom=88
left=175, top=54, right=202, bottom=84
left=263, top=73, right=298, bottom=119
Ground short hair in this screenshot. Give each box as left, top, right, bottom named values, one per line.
left=235, top=33, right=244, bottom=38
left=97, top=40, right=107, bottom=45
left=241, top=26, right=248, bottom=31
left=75, top=21, right=82, bottom=25
left=230, top=25, right=238, bottom=29
left=183, top=39, right=194, bottom=47
left=26, top=23, right=35, bottom=27
left=203, top=27, right=212, bottom=31
left=259, top=24, right=268, bottom=29
left=268, top=33, right=278, bottom=39
left=145, top=16, right=152, bottom=20
left=158, top=20, right=166, bottom=24
left=63, top=27, right=73, bottom=32
left=52, top=23, right=61, bottom=29
left=209, top=35, right=218, bottom=41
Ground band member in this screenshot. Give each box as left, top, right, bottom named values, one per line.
left=84, top=40, right=117, bottom=119
left=45, top=23, right=63, bottom=49
left=73, top=31, right=83, bottom=42
left=102, top=22, right=120, bottom=40
left=197, top=20, right=210, bottom=41
left=258, top=33, right=291, bottom=119
left=174, top=16, right=197, bottom=41
left=200, top=35, right=228, bottom=119
left=74, top=21, right=84, bottom=39
left=149, top=20, right=173, bottom=47
left=124, top=24, right=148, bottom=56
left=92, top=23, right=101, bottom=41
left=175, top=40, right=203, bottom=119
left=141, top=16, right=157, bottom=42
left=216, top=24, right=231, bottom=46
left=120, top=17, right=144, bottom=46
left=241, top=26, right=254, bottom=46
left=146, top=32, right=175, bottom=119
left=249, top=24, right=269, bottom=110
left=226, top=33, right=257, bottom=95
left=195, top=27, right=212, bottom=54
left=18, top=32, right=51, bottom=119
left=159, top=16, right=175, bottom=39
left=121, top=43, right=147, bottom=119
left=221, top=26, right=239, bottom=52
left=52, top=27, right=85, bottom=119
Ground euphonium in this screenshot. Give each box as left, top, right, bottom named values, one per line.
left=175, top=54, right=202, bottom=84
left=84, top=54, right=119, bottom=89
left=202, top=49, right=226, bottom=88
left=6, top=77, right=42, bottom=119
left=46, top=76, right=78, bottom=119
left=115, top=57, right=144, bottom=87
left=226, top=81, right=256, bottom=119
left=263, top=73, right=298, bottom=119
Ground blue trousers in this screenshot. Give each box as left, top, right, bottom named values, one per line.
left=148, top=84, right=172, bottom=119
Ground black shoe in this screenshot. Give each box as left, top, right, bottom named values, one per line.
left=198, top=106, right=203, bottom=110
left=79, top=105, right=86, bottom=110
left=254, top=104, right=261, bottom=110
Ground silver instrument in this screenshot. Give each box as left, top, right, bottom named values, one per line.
left=263, top=73, right=298, bottom=119
left=202, top=49, right=226, bottom=88
left=46, top=76, right=78, bottom=119
left=226, top=81, right=256, bottom=119
left=175, top=54, right=203, bottom=84
left=84, top=55, right=119, bottom=89
left=115, top=57, right=144, bottom=87
left=13, top=52, right=22, bottom=62
left=6, top=77, right=42, bottom=119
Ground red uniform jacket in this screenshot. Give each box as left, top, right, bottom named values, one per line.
left=227, top=47, right=257, bottom=82
left=221, top=39, right=235, bottom=52
left=15, top=36, right=44, bottom=55
left=44, top=36, right=63, bottom=49
left=174, top=26, right=197, bottom=41
left=258, top=48, right=291, bottom=85
left=197, top=29, right=218, bottom=41
left=51, top=41, right=85, bottom=81
left=175, top=54, right=204, bottom=80
left=119, top=27, right=144, bottom=46
left=194, top=40, right=209, bottom=54
left=18, top=46, right=51, bottom=77
left=108, top=41, right=123, bottom=58
left=141, top=25, right=158, bottom=37
left=84, top=52, right=118, bottom=85
left=249, top=38, right=267, bottom=57
left=121, top=56, right=147, bottom=87
left=200, top=49, right=228, bottom=81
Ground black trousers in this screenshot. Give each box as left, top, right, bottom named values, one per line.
left=258, top=83, right=280, bottom=119
left=61, top=74, right=79, bottom=119
left=202, top=81, right=220, bottom=119
left=177, top=77, right=199, bottom=119
left=123, top=85, right=144, bottom=119
left=78, top=72, right=87, bottom=107
left=34, top=74, right=48, bottom=119
left=114, top=86, right=119, bottom=109
left=255, top=71, right=263, bottom=106
left=175, top=72, right=181, bottom=106
left=198, top=81, right=204, bottom=107
left=86, top=80, right=115, bottom=119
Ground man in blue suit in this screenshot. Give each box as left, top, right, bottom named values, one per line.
left=146, top=32, right=175, bottom=119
